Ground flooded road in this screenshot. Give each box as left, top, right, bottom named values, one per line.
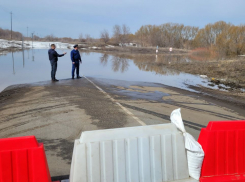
left=1, top=49, right=244, bottom=177
left=0, top=49, right=216, bottom=92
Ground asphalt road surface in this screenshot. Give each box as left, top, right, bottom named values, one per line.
left=0, top=77, right=244, bottom=176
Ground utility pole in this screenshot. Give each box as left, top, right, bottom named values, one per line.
left=10, top=11, right=12, bottom=40
left=27, top=27, right=28, bottom=38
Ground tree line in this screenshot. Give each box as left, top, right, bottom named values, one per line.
left=101, top=21, right=245, bottom=55
left=193, top=21, right=245, bottom=55
left=135, top=21, right=245, bottom=55
left=134, top=23, right=198, bottom=49
left=1, top=20, right=245, bottom=55
left=0, top=28, right=22, bottom=40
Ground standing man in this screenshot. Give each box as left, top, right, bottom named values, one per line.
left=70, top=44, right=82, bottom=79
left=48, top=44, right=67, bottom=81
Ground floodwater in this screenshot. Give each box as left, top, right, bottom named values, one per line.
left=0, top=49, right=215, bottom=92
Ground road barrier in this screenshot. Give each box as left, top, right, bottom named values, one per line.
left=5, top=121, right=245, bottom=182
left=0, top=136, right=51, bottom=182
left=198, top=120, right=245, bottom=182
left=70, top=123, right=195, bottom=182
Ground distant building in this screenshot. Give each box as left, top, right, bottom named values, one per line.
left=119, top=42, right=141, bottom=47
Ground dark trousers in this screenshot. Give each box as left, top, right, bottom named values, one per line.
left=72, top=62, right=80, bottom=78
left=50, top=61, right=57, bottom=80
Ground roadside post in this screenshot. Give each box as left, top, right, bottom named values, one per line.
left=156, top=45, right=158, bottom=54
left=169, top=47, right=173, bottom=64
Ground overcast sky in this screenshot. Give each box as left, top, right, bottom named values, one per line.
left=0, top=0, right=245, bottom=38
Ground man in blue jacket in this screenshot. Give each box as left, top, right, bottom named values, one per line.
left=48, top=44, right=67, bottom=81
left=70, top=44, right=82, bottom=79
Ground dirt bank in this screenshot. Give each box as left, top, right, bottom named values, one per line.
left=166, top=58, right=245, bottom=90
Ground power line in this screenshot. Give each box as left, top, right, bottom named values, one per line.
left=0, top=5, right=29, bottom=38
left=0, top=5, right=35, bottom=39
left=0, top=5, right=10, bottom=13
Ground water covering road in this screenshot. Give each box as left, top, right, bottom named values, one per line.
left=0, top=49, right=213, bottom=92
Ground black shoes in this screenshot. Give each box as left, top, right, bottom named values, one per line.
left=52, top=79, right=59, bottom=82
left=72, top=77, right=74, bottom=79
left=77, top=76, right=82, bottom=79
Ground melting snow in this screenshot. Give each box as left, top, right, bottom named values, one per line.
left=0, top=39, right=73, bottom=49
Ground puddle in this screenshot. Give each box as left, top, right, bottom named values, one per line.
left=115, top=89, right=170, bottom=101
left=0, top=49, right=227, bottom=92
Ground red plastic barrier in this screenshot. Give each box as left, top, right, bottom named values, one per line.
left=0, top=136, right=51, bottom=182
left=198, top=120, right=245, bottom=182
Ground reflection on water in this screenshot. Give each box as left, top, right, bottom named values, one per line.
left=12, top=51, right=15, bottom=75
left=100, top=54, right=129, bottom=73
left=100, top=54, right=109, bottom=66
left=22, top=49, right=25, bottom=68
left=0, top=49, right=217, bottom=92
left=109, top=54, right=188, bottom=76
left=111, top=56, right=129, bottom=73
left=85, top=51, right=90, bottom=56
left=32, top=49, right=35, bottom=62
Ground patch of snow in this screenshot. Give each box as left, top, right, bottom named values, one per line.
left=0, top=39, right=73, bottom=49
left=105, top=45, right=115, bottom=48
left=200, top=75, right=208, bottom=79
left=88, top=46, right=101, bottom=49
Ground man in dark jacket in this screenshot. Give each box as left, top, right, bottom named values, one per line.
left=70, top=45, right=82, bottom=79
left=48, top=44, right=66, bottom=81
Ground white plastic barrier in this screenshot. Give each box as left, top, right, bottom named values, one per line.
left=70, top=124, right=195, bottom=182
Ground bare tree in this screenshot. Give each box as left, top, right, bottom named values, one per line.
left=79, top=33, right=83, bottom=42
left=100, top=29, right=110, bottom=44
left=85, top=34, right=92, bottom=43
left=121, top=24, right=131, bottom=44
left=113, top=25, right=122, bottom=44
left=44, top=34, right=56, bottom=41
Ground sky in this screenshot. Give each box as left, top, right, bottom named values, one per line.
left=0, top=0, right=245, bottom=39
